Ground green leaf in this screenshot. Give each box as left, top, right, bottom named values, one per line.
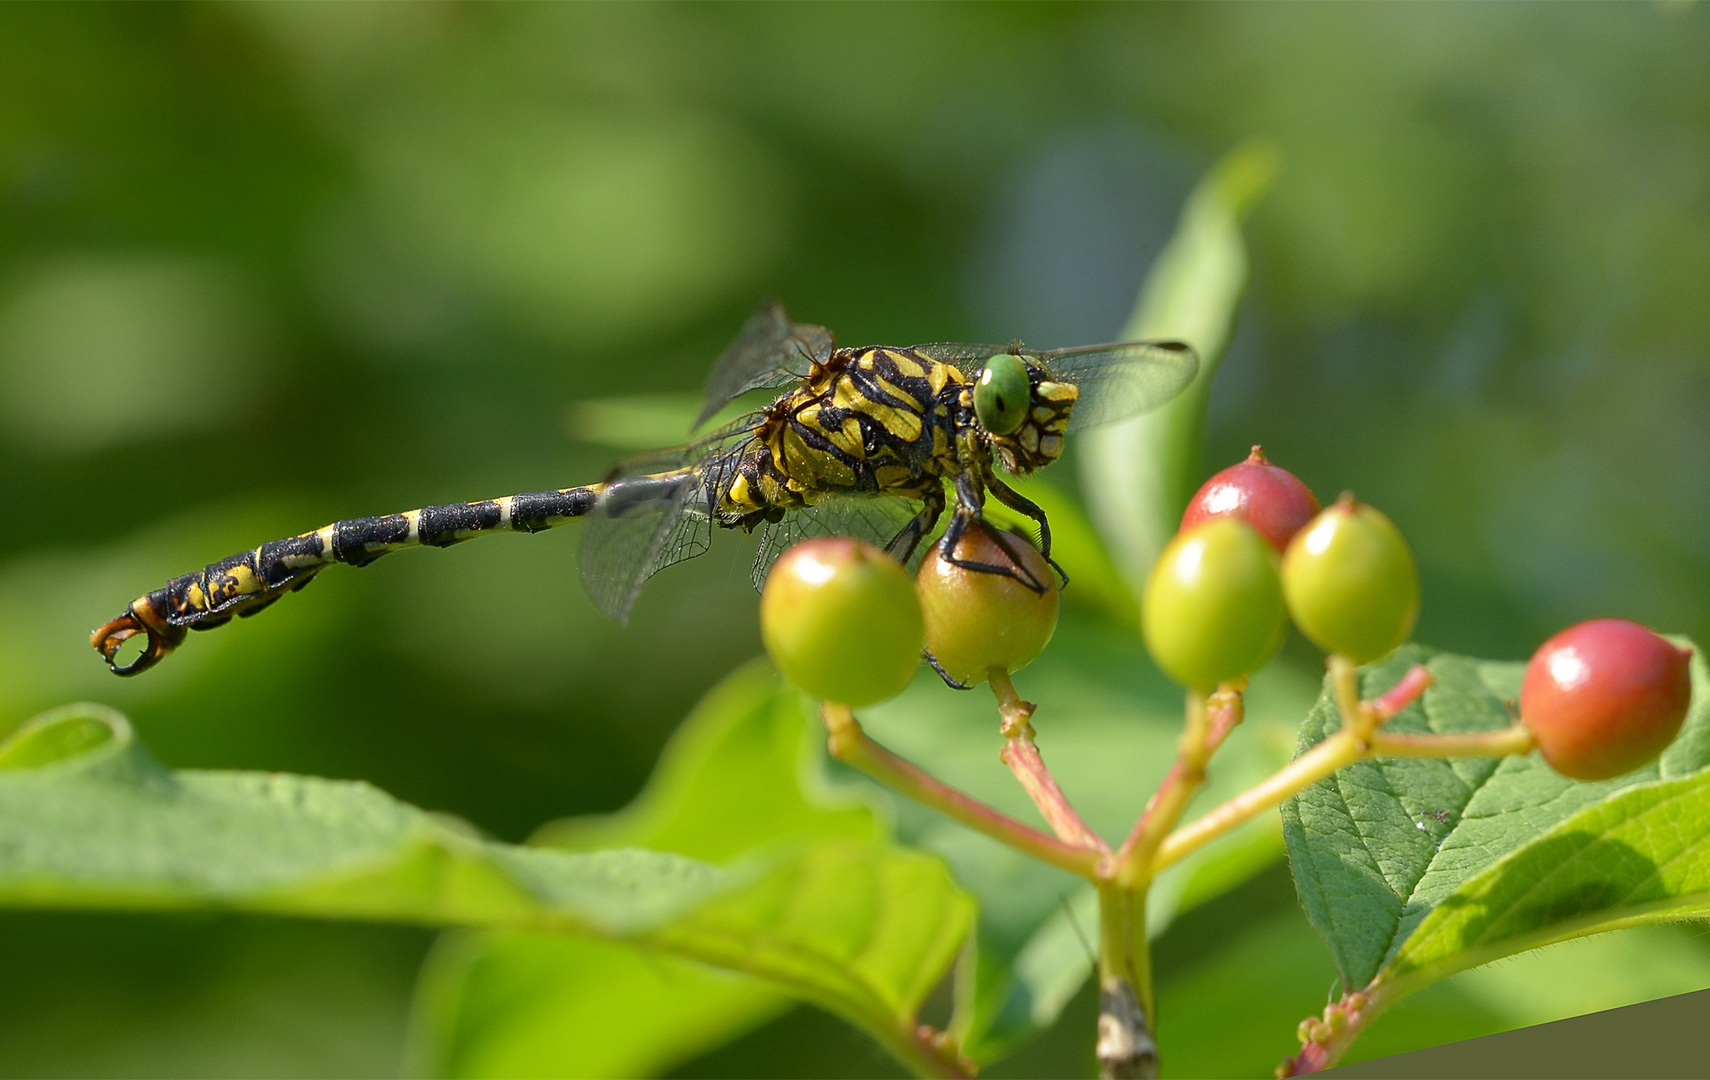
left=1078, top=140, right=1279, bottom=594
left=411, top=934, right=782, bottom=1080
left=1380, top=768, right=1710, bottom=996
left=0, top=702, right=117, bottom=768
left=0, top=703, right=724, bottom=931
left=0, top=694, right=973, bottom=1079
left=1283, top=639, right=1710, bottom=995
left=410, top=661, right=896, bottom=1079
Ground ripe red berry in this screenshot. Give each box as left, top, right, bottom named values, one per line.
left=1182, top=446, right=1321, bottom=554
left=1520, top=618, right=1693, bottom=781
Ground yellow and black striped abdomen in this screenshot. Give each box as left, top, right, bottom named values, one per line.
left=91, top=483, right=640, bottom=675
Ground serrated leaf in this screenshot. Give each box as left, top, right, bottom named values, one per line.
left=1283, top=640, right=1710, bottom=993
left=0, top=697, right=973, bottom=1079
left=1379, top=767, right=1710, bottom=996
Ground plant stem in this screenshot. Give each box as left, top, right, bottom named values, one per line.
left=1127, top=685, right=1245, bottom=836
left=1151, top=723, right=1365, bottom=872
left=820, top=702, right=1101, bottom=878
left=990, top=669, right=1109, bottom=852
left=1368, top=727, right=1535, bottom=758
left=1329, top=655, right=1367, bottom=735
left=1001, top=734, right=1109, bottom=851
left=1109, top=687, right=1223, bottom=887
left=1150, top=665, right=1533, bottom=872
left=1095, top=883, right=1158, bottom=1080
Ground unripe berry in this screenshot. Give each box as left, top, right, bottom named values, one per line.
left=760, top=538, right=923, bottom=706
left=1520, top=618, right=1693, bottom=781
left=1282, top=495, right=1419, bottom=664
left=1143, top=518, right=1287, bottom=691
left=1182, top=445, right=1321, bottom=553
left=916, top=523, right=1059, bottom=685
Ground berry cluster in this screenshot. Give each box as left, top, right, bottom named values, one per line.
left=1154, top=447, right=1691, bottom=780
left=761, top=520, right=1061, bottom=705
left=1147, top=447, right=1418, bottom=688
left=760, top=445, right=1694, bottom=782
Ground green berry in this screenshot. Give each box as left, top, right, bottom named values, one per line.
left=1143, top=518, right=1287, bottom=691
left=760, top=538, right=923, bottom=706
left=916, top=522, right=1059, bottom=685
left=1282, top=495, right=1419, bottom=664
left=1520, top=618, right=1693, bottom=780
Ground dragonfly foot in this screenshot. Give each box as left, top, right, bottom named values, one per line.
left=1044, top=551, right=1070, bottom=588
left=924, top=650, right=972, bottom=690
left=944, top=524, right=1050, bottom=596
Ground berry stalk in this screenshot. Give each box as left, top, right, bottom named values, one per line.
left=990, top=669, right=1108, bottom=852
left=1149, top=663, right=1531, bottom=873
left=820, top=703, right=1103, bottom=878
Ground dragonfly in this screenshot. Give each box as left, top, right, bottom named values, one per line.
left=92, top=300, right=1198, bottom=676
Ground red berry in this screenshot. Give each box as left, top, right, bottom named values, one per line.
left=1182, top=446, right=1320, bottom=554
left=1520, top=618, right=1693, bottom=781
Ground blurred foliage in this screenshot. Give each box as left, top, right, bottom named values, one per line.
left=3, top=3, right=1709, bottom=1078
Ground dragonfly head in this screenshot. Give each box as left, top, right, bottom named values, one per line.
left=975, top=353, right=1078, bottom=475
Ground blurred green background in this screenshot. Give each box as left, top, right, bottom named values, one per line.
left=3, top=3, right=1709, bottom=1077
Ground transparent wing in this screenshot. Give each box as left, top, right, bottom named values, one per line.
left=1036, top=340, right=1198, bottom=432
left=580, top=473, right=711, bottom=624
left=580, top=419, right=761, bottom=623
left=602, top=412, right=764, bottom=480
left=750, top=495, right=927, bottom=591
left=910, top=342, right=1017, bottom=376
left=696, top=299, right=834, bottom=429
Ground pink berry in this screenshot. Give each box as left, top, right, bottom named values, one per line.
left=1520, top=618, right=1693, bottom=781
left=1182, top=446, right=1321, bottom=554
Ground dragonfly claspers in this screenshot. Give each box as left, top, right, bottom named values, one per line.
left=92, top=300, right=1197, bottom=675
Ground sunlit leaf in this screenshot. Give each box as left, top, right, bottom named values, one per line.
left=1282, top=639, right=1710, bottom=1062
left=411, top=662, right=889, bottom=1078
left=0, top=696, right=973, bottom=1079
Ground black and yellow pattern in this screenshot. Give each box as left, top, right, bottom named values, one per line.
left=95, top=483, right=620, bottom=674
left=94, top=300, right=1196, bottom=676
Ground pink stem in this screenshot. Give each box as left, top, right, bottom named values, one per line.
left=1369, top=664, right=1435, bottom=722
left=822, top=703, right=1102, bottom=879
left=1001, top=734, right=1109, bottom=852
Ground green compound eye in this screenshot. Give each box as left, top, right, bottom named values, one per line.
left=975, top=354, right=1031, bottom=435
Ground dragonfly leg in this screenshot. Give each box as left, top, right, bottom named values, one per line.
left=923, top=648, right=972, bottom=690
left=938, top=512, right=1049, bottom=596
left=885, top=484, right=946, bottom=564
left=984, top=472, right=1069, bottom=587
